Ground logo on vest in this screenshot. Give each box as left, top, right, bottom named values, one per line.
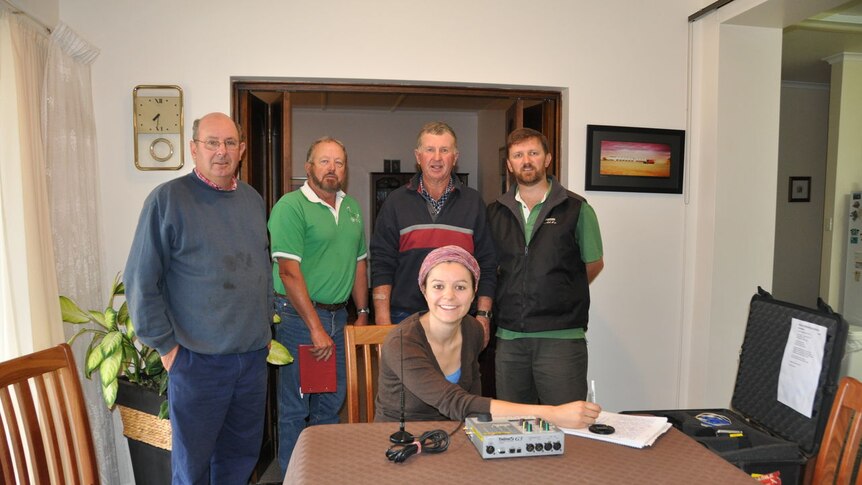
left=543, top=218, right=557, bottom=225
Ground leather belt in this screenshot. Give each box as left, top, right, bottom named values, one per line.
left=313, top=300, right=348, bottom=312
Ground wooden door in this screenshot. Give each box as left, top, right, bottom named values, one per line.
left=232, top=89, right=293, bottom=482
left=505, top=98, right=560, bottom=178
left=236, top=90, right=293, bottom=214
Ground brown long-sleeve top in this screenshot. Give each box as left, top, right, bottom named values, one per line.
left=374, top=313, right=492, bottom=422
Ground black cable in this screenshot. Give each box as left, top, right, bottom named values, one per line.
left=447, top=420, right=465, bottom=437
left=386, top=428, right=451, bottom=464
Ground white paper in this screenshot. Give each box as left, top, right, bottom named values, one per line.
left=777, top=318, right=826, bottom=417
left=561, top=411, right=672, bottom=449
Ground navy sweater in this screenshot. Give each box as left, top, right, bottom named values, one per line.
left=124, top=173, right=273, bottom=355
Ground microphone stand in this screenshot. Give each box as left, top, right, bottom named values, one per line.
left=390, top=326, right=414, bottom=444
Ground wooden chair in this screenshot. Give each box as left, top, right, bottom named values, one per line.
left=0, top=343, right=99, bottom=485
left=344, top=324, right=396, bottom=423
left=811, top=376, right=862, bottom=485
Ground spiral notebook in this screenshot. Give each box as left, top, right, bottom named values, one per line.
left=298, top=344, right=337, bottom=393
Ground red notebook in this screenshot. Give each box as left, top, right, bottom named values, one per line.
left=298, top=344, right=337, bottom=393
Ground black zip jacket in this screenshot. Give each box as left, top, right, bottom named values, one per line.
left=487, top=177, right=590, bottom=332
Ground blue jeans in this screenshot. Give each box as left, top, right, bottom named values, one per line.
left=167, top=346, right=268, bottom=485
left=274, top=295, right=347, bottom=474
left=389, top=308, right=413, bottom=324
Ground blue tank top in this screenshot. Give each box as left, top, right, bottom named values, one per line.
left=445, top=367, right=462, bottom=384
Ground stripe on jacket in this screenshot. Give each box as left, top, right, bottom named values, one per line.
left=398, top=224, right=475, bottom=253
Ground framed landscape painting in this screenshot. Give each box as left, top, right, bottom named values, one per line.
left=585, top=125, right=685, bottom=194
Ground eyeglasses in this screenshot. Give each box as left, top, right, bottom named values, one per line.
left=194, top=138, right=241, bottom=151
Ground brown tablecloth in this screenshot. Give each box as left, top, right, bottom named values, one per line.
left=284, top=421, right=755, bottom=484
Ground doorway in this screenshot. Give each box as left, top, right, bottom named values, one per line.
left=230, top=80, right=562, bottom=208
left=774, top=0, right=862, bottom=306
left=230, top=79, right=562, bottom=479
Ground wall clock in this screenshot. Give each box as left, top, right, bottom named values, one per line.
left=133, top=85, right=184, bottom=170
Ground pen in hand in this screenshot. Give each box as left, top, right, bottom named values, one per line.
left=588, top=379, right=597, bottom=404
left=585, top=379, right=612, bottom=433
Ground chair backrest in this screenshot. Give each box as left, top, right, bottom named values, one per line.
left=812, top=376, right=862, bottom=485
left=0, top=343, right=99, bottom=485
left=344, top=324, right=396, bottom=423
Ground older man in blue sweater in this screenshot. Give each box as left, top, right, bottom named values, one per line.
left=124, top=112, right=272, bottom=485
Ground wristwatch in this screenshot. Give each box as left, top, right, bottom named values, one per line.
left=357, top=307, right=371, bottom=315
left=475, top=310, right=492, bottom=319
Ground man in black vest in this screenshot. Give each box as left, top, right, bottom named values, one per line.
left=487, top=128, right=604, bottom=405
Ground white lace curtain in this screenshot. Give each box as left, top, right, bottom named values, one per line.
left=0, top=9, right=121, bottom=483
left=43, top=21, right=123, bottom=485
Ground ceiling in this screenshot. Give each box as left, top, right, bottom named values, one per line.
left=783, top=0, right=862, bottom=83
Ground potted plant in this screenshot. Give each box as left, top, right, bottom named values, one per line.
left=61, top=274, right=173, bottom=482
left=61, top=273, right=292, bottom=483
left=62, top=274, right=168, bottom=409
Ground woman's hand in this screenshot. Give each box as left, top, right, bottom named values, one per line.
left=550, top=401, right=602, bottom=429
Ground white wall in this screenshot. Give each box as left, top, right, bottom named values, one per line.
left=773, top=83, right=829, bottom=306
left=12, top=0, right=57, bottom=27
left=58, top=0, right=706, bottom=417
left=709, top=22, right=782, bottom=404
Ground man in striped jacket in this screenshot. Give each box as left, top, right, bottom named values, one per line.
left=370, top=121, right=496, bottom=347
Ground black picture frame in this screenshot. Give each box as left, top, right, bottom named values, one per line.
left=789, top=176, right=811, bottom=202
left=585, top=125, right=685, bottom=194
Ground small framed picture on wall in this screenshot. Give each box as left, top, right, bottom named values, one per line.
left=789, top=176, right=811, bottom=202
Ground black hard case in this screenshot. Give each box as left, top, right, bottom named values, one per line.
left=625, top=289, right=848, bottom=484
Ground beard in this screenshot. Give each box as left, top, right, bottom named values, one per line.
left=513, top=165, right=546, bottom=186
left=310, top=171, right=341, bottom=193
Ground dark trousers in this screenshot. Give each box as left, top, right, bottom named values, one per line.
left=168, top=346, right=268, bottom=485
left=495, top=338, right=588, bottom=405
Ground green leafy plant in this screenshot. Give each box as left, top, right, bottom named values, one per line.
left=268, top=319, right=292, bottom=365
left=61, top=274, right=169, bottom=417
left=61, top=274, right=293, bottom=421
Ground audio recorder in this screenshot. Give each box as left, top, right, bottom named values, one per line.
left=464, top=416, right=565, bottom=459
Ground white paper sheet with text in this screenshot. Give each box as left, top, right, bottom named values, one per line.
left=562, top=411, right=671, bottom=448
left=777, top=318, right=826, bottom=417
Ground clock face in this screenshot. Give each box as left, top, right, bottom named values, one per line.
left=136, top=96, right=181, bottom=134
left=133, top=85, right=184, bottom=170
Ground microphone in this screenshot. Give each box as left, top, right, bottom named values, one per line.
left=390, top=326, right=414, bottom=444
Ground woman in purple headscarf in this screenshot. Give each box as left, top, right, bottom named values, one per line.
left=374, top=245, right=601, bottom=429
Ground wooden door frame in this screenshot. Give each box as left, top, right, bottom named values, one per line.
left=231, top=79, right=562, bottom=196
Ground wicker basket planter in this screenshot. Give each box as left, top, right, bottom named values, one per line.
left=116, top=378, right=171, bottom=484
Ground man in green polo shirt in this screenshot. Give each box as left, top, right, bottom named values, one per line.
left=268, top=136, right=369, bottom=474
left=487, top=128, right=604, bottom=405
